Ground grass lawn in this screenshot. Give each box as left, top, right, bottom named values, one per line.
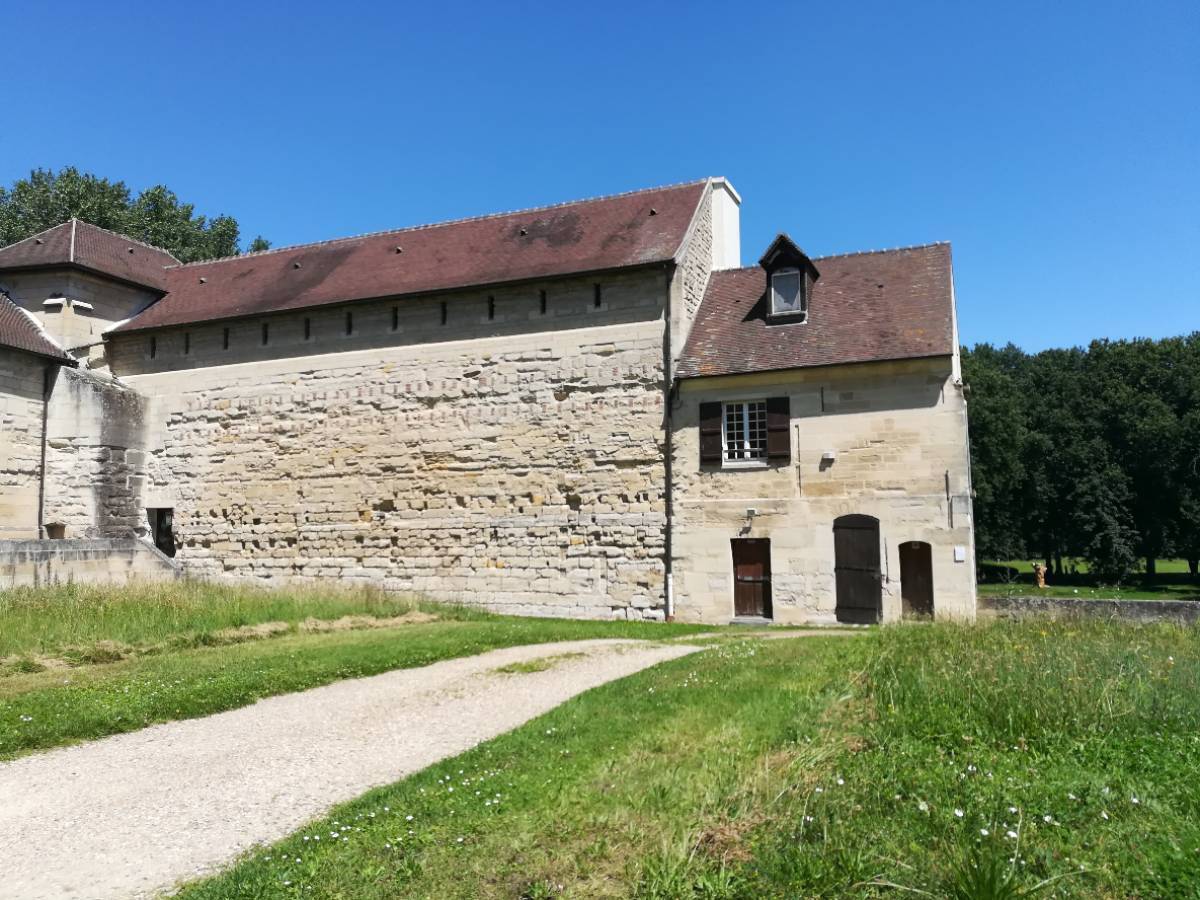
left=980, top=559, right=1199, bottom=602
left=177, top=621, right=1200, bottom=899
left=0, top=582, right=708, bottom=759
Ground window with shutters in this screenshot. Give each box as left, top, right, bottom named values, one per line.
left=723, top=400, right=768, bottom=463
left=700, top=396, right=791, bottom=468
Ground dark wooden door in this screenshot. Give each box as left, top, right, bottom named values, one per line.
left=834, top=515, right=881, bottom=624
left=150, top=508, right=176, bottom=558
left=732, top=538, right=772, bottom=618
left=900, top=541, right=934, bottom=618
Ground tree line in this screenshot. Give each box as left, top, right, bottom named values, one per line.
left=963, top=334, right=1200, bottom=583
left=0, top=167, right=268, bottom=262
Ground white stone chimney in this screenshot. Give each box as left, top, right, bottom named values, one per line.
left=709, top=178, right=742, bottom=270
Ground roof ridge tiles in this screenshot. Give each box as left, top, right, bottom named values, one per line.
left=709, top=243, right=950, bottom=278
left=166, top=178, right=710, bottom=269
left=812, top=241, right=949, bottom=262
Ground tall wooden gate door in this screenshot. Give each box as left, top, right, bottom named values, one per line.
left=834, top=515, right=882, bottom=624
left=899, top=541, right=934, bottom=618
left=731, top=538, right=772, bottom=618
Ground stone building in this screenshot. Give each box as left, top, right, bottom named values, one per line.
left=0, top=178, right=975, bottom=622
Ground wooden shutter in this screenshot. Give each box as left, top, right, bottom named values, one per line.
left=766, top=396, right=791, bottom=460
left=699, top=402, right=723, bottom=465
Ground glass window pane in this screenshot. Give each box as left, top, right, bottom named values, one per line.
left=771, top=271, right=802, bottom=314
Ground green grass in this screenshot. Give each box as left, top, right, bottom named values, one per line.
left=0, top=579, right=471, bottom=659
left=980, top=558, right=1199, bottom=601
left=176, top=621, right=1200, bottom=899
left=0, top=582, right=707, bottom=759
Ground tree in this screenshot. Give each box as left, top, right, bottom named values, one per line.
left=961, top=344, right=1028, bottom=560
left=0, top=167, right=268, bottom=263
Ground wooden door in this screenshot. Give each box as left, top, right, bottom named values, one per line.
left=731, top=539, right=772, bottom=618
left=900, top=541, right=934, bottom=618
left=834, top=515, right=881, bottom=624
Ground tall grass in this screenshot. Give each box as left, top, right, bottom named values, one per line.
left=0, top=579, right=485, bottom=657
left=868, top=620, right=1200, bottom=744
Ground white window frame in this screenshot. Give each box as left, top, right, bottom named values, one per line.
left=722, top=399, right=769, bottom=467
left=770, top=267, right=808, bottom=321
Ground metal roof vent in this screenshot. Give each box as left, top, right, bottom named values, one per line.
left=293, top=262, right=302, bottom=269
left=199, top=277, right=207, bottom=284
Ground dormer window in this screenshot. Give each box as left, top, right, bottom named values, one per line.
left=759, top=233, right=819, bottom=325
left=770, top=267, right=807, bottom=319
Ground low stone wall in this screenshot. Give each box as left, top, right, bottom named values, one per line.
left=0, top=539, right=180, bottom=589
left=979, top=594, right=1200, bottom=625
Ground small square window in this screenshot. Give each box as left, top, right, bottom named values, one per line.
left=723, top=400, right=768, bottom=463
left=770, top=268, right=807, bottom=319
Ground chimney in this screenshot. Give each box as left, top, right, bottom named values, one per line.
left=709, top=178, right=742, bottom=270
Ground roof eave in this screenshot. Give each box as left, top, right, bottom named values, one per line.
left=107, top=257, right=678, bottom=337
left=675, top=350, right=955, bottom=382
left=0, top=342, right=78, bottom=367
left=0, top=260, right=169, bottom=295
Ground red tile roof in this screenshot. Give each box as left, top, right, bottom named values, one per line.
left=0, top=293, right=75, bottom=363
left=676, top=243, right=955, bottom=379
left=0, top=220, right=179, bottom=291
left=111, top=181, right=709, bottom=334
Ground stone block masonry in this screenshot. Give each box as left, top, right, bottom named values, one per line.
left=0, top=349, right=49, bottom=538
left=42, top=367, right=151, bottom=539
left=112, top=270, right=673, bottom=619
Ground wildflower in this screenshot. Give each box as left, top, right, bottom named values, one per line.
left=1006, top=831, right=1018, bottom=839
left=836, top=777, right=845, bottom=786
left=918, top=800, right=929, bottom=812
left=954, top=809, right=964, bottom=818
left=1043, top=815, right=1052, bottom=823
left=1008, top=806, right=1018, bottom=814
left=1131, top=795, right=1140, bottom=805
left=1101, top=811, right=1110, bottom=820
left=814, top=787, right=823, bottom=794
left=1068, top=793, right=1077, bottom=801
left=980, top=828, right=990, bottom=836
left=406, top=815, right=414, bottom=821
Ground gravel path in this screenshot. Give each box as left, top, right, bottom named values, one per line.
left=0, top=638, right=701, bottom=900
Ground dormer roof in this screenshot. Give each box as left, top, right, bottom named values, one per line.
left=758, top=233, right=820, bottom=283
left=0, top=220, right=179, bottom=292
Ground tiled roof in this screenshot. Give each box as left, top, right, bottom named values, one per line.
left=0, top=220, right=179, bottom=291
left=676, top=243, right=955, bottom=379
left=0, top=293, right=74, bottom=363
left=112, top=180, right=709, bottom=333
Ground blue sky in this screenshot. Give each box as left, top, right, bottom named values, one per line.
left=3, top=1, right=1196, bottom=351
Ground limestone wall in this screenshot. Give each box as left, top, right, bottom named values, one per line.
left=671, top=357, right=977, bottom=624
left=42, top=367, right=151, bottom=539
left=0, top=349, right=49, bottom=538
left=108, top=268, right=673, bottom=619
